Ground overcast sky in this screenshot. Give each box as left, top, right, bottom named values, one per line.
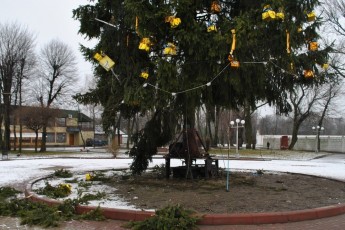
left=0, top=0, right=97, bottom=87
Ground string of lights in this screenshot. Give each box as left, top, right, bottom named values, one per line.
left=140, top=59, right=329, bottom=96
left=142, top=61, right=266, bottom=96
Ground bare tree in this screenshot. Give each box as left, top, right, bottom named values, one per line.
left=314, top=80, right=344, bottom=150
left=288, top=85, right=322, bottom=149
left=323, top=0, right=345, bottom=77
left=0, top=22, right=35, bottom=155
left=32, top=39, right=78, bottom=152
left=12, top=45, right=36, bottom=152
left=14, top=106, right=58, bottom=152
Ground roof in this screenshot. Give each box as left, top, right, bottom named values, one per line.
left=58, top=109, right=92, bottom=122
left=7, top=105, right=92, bottom=123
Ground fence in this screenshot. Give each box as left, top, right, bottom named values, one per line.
left=258, top=134, right=345, bottom=153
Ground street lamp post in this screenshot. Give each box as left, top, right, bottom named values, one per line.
left=312, top=126, right=324, bottom=153
left=230, top=119, right=245, bottom=158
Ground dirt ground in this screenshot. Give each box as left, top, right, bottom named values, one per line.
left=111, top=169, right=345, bottom=214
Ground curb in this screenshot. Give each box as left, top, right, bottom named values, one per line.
left=25, top=177, right=345, bottom=225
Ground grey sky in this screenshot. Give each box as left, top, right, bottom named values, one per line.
left=0, top=0, right=97, bottom=85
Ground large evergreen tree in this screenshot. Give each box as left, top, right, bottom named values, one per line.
left=73, top=0, right=331, bottom=174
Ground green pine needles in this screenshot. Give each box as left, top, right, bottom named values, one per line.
left=126, top=204, right=200, bottom=230
left=0, top=186, right=107, bottom=227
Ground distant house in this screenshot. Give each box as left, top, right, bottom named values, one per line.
left=4, top=106, right=94, bottom=147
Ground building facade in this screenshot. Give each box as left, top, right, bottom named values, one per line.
left=8, top=108, right=94, bottom=148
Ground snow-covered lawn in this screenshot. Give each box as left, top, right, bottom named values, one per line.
left=1, top=151, right=344, bottom=210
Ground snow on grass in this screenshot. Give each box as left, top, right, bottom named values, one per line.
left=0, top=151, right=344, bottom=211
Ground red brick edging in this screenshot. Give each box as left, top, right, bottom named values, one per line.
left=25, top=177, right=345, bottom=225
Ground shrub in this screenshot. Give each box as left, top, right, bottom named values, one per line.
left=126, top=204, right=199, bottom=230
left=76, top=191, right=107, bottom=205
left=0, top=186, right=20, bottom=202
left=36, top=182, right=72, bottom=198
left=78, top=206, right=105, bottom=221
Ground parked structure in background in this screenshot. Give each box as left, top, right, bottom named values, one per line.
left=4, top=107, right=94, bottom=148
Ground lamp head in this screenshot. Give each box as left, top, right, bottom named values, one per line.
left=241, top=120, right=245, bottom=125
left=235, top=118, right=240, bottom=123
left=230, top=121, right=235, bottom=125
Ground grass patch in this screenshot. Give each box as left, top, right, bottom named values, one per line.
left=209, top=148, right=275, bottom=156
left=65, top=178, right=79, bottom=183
left=54, top=168, right=73, bottom=178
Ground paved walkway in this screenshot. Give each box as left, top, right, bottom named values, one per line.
left=3, top=214, right=345, bottom=229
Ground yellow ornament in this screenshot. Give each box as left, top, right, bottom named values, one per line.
left=211, top=1, right=221, bottom=14
left=304, top=70, right=314, bottom=78
left=322, top=63, right=329, bottom=70
left=228, top=54, right=233, bottom=62
left=230, top=61, right=240, bottom=68
left=163, top=43, right=177, bottom=55
left=140, top=70, right=149, bottom=79
left=307, top=11, right=316, bottom=22
left=286, top=30, right=291, bottom=54
left=262, top=5, right=276, bottom=21
left=171, top=18, right=181, bottom=28
left=207, top=23, right=217, bottom=32
left=276, top=12, right=284, bottom=20
left=308, top=41, right=318, bottom=51
left=85, top=173, right=93, bottom=181
left=165, top=16, right=181, bottom=28
left=59, top=183, right=72, bottom=194
left=93, top=53, right=115, bottom=72
left=230, top=29, right=236, bottom=55
left=228, top=55, right=239, bottom=68
left=139, top=38, right=152, bottom=52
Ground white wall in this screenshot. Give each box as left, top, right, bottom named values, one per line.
left=257, top=133, right=345, bottom=153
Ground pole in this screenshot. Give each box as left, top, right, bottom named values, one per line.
left=226, top=125, right=230, bottom=192
left=315, top=132, right=318, bottom=153
left=236, top=123, right=239, bottom=158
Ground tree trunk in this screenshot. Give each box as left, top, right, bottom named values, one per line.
left=40, top=125, right=47, bottom=152
left=19, top=75, right=23, bottom=153
left=127, top=118, right=131, bottom=149
left=288, top=120, right=301, bottom=150
left=19, top=122, right=23, bottom=153
left=0, top=114, right=3, bottom=150
left=213, top=106, right=220, bottom=146
left=35, top=130, right=38, bottom=153
left=13, top=126, right=17, bottom=151
left=244, top=103, right=252, bottom=149
left=196, top=107, right=203, bottom=138
left=3, top=93, right=11, bottom=155
left=205, top=106, right=213, bottom=143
